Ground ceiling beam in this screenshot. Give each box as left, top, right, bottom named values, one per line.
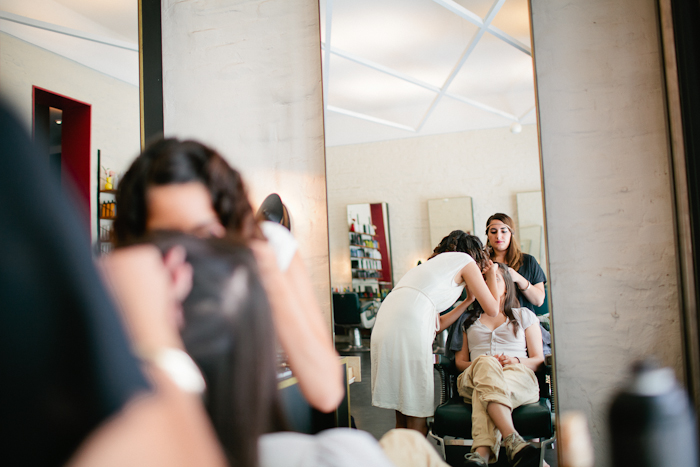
left=321, top=43, right=518, bottom=122
left=431, top=0, right=531, bottom=56
left=326, top=105, right=416, bottom=132
left=0, top=10, right=138, bottom=52
left=445, top=93, right=517, bottom=121
left=321, top=44, right=440, bottom=93
left=519, top=105, right=536, bottom=121
left=416, top=0, right=507, bottom=132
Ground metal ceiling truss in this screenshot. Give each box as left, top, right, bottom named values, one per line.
left=324, top=0, right=532, bottom=133
left=0, top=10, right=138, bottom=51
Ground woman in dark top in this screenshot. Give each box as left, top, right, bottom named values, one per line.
left=485, top=213, right=546, bottom=312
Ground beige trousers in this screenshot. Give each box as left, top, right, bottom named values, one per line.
left=456, top=355, right=539, bottom=461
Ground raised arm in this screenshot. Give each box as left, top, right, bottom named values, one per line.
left=461, top=261, right=499, bottom=317
left=251, top=241, right=344, bottom=413
left=508, top=267, right=546, bottom=307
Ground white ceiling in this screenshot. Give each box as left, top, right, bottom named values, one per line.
left=320, top=0, right=537, bottom=146
left=0, top=0, right=536, bottom=146
left=0, top=0, right=138, bottom=86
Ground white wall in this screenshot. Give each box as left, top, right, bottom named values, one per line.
left=0, top=32, right=141, bottom=241
left=160, top=0, right=332, bottom=323
left=531, top=1, right=684, bottom=465
left=326, top=125, right=542, bottom=289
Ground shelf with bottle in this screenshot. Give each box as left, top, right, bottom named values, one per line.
left=99, top=199, right=117, bottom=219
left=350, top=246, right=382, bottom=261
left=352, top=269, right=381, bottom=279
left=351, top=258, right=382, bottom=271
left=349, top=232, right=379, bottom=249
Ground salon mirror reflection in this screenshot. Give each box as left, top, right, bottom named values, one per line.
left=0, top=1, right=141, bottom=251
left=428, top=196, right=475, bottom=247
left=322, top=0, right=555, bottom=461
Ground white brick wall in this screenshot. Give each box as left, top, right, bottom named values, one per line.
left=531, top=0, right=683, bottom=464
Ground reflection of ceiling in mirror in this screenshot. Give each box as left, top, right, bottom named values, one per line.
left=0, top=0, right=138, bottom=86
left=320, top=0, right=536, bottom=146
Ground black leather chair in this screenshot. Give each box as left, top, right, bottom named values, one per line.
left=332, top=292, right=377, bottom=351
left=429, top=355, right=555, bottom=466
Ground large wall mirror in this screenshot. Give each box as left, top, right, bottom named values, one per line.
left=321, top=0, right=554, bottom=453
left=0, top=1, right=141, bottom=247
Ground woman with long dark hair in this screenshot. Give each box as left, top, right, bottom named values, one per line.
left=114, top=138, right=343, bottom=413
left=151, top=234, right=450, bottom=467
left=371, top=231, right=501, bottom=436
left=455, top=263, right=544, bottom=467
left=485, top=213, right=546, bottom=312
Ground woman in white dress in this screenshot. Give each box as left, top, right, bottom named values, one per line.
left=371, top=231, right=501, bottom=435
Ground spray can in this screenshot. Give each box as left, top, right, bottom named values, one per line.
left=609, top=359, right=698, bottom=467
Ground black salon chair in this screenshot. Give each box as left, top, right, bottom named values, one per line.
left=332, top=292, right=377, bottom=352
left=429, top=355, right=555, bottom=467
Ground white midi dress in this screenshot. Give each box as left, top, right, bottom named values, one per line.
left=370, top=252, right=474, bottom=417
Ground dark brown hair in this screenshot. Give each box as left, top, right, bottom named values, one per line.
left=485, top=213, right=523, bottom=271
left=114, top=138, right=258, bottom=245
left=463, top=263, right=521, bottom=337
left=150, top=233, right=285, bottom=467
left=429, top=230, right=488, bottom=270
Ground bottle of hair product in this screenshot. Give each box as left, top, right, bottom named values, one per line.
left=609, top=359, right=698, bottom=467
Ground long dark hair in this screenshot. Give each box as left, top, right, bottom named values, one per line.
left=429, top=230, right=489, bottom=270
left=151, top=233, right=284, bottom=467
left=114, top=138, right=258, bottom=245
left=462, top=263, right=521, bottom=337
left=485, top=213, right=523, bottom=271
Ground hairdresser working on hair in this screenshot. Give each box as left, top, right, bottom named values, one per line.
left=148, top=233, right=452, bottom=467
left=114, top=139, right=343, bottom=412
left=485, top=213, right=546, bottom=312
left=371, top=231, right=501, bottom=436
left=455, top=263, right=544, bottom=467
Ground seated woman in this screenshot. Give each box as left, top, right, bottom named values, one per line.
left=114, top=138, right=343, bottom=412
left=455, top=263, right=544, bottom=467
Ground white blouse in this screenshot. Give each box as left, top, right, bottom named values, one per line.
left=466, top=307, right=538, bottom=361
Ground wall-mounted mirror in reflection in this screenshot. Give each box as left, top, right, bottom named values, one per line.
left=428, top=196, right=475, bottom=248
left=0, top=1, right=141, bottom=252
left=517, top=190, right=547, bottom=276
left=322, top=0, right=555, bottom=461
left=347, top=202, right=393, bottom=297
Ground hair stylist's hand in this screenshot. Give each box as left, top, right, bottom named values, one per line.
left=248, top=239, right=284, bottom=286
left=482, top=259, right=496, bottom=277
left=100, top=245, right=191, bottom=351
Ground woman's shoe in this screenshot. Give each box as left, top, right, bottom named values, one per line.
left=464, top=452, right=488, bottom=467
left=503, top=432, right=540, bottom=467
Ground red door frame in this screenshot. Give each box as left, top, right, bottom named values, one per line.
left=32, top=86, right=92, bottom=225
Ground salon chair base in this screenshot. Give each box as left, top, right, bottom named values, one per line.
left=337, top=328, right=370, bottom=352
left=429, top=355, right=555, bottom=467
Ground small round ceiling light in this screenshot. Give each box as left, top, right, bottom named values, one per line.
left=510, top=122, right=522, bottom=134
